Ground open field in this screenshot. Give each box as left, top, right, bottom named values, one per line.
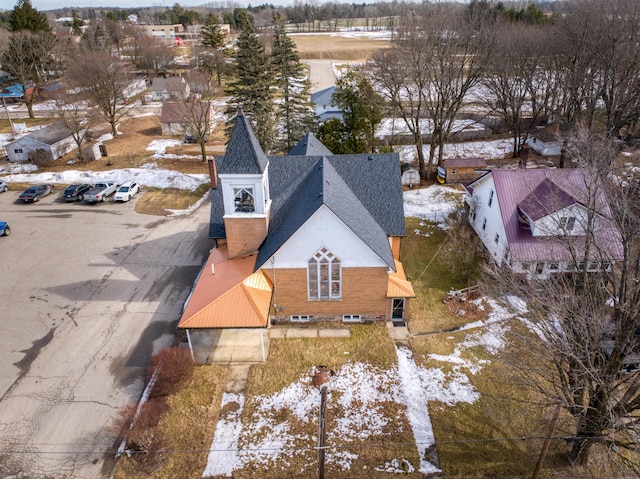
left=292, top=34, right=389, bottom=61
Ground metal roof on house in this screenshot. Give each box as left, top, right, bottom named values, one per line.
left=518, top=177, right=579, bottom=221
left=387, top=259, right=415, bottom=298
left=478, top=169, right=624, bottom=263
left=24, top=122, right=73, bottom=145
left=311, top=85, right=337, bottom=105
left=288, top=132, right=333, bottom=156
left=444, top=158, right=487, bottom=168
left=177, top=246, right=272, bottom=329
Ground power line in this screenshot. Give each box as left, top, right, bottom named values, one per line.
left=0, top=434, right=605, bottom=456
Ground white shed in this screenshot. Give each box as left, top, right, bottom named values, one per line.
left=6, top=122, right=80, bottom=162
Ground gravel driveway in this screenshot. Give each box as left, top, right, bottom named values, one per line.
left=0, top=190, right=214, bottom=478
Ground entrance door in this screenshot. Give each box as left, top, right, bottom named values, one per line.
left=391, top=298, right=406, bottom=327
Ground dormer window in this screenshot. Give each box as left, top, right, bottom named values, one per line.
left=560, top=216, right=576, bottom=231
left=234, top=187, right=255, bottom=213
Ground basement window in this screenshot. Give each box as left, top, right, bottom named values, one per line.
left=342, top=315, right=362, bottom=323
left=290, top=315, right=310, bottom=322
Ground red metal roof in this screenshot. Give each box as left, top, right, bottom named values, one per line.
left=178, top=245, right=272, bottom=329
left=444, top=158, right=487, bottom=168
left=491, top=169, right=624, bottom=263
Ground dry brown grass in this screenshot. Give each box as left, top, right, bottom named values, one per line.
left=113, top=364, right=229, bottom=479
left=134, top=184, right=209, bottom=216
left=231, top=324, right=422, bottom=478
left=293, top=35, right=389, bottom=60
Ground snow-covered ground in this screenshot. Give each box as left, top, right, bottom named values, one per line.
left=396, top=137, right=514, bottom=161
left=0, top=135, right=210, bottom=193
left=202, top=185, right=517, bottom=477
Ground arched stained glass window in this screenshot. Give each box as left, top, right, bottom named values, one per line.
left=308, top=247, right=341, bottom=300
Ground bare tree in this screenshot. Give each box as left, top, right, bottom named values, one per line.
left=481, top=23, right=556, bottom=158
left=1, top=30, right=56, bottom=118
left=487, top=131, right=640, bottom=467
left=67, top=51, right=132, bottom=136
left=181, top=72, right=219, bottom=162
left=369, top=4, right=493, bottom=180
left=45, top=90, right=101, bottom=162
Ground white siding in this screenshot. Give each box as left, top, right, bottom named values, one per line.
left=532, top=204, right=591, bottom=237
left=6, top=137, right=50, bottom=162
left=267, top=205, right=388, bottom=269
left=468, top=176, right=509, bottom=266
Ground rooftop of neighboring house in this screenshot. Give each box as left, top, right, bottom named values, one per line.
left=444, top=157, right=487, bottom=169
left=160, top=101, right=211, bottom=123
left=151, top=76, right=188, bottom=92
left=19, top=121, right=73, bottom=145
left=470, top=168, right=624, bottom=263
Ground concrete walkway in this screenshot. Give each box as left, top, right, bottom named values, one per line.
left=269, top=327, right=351, bottom=339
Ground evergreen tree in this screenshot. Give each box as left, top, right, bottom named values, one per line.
left=332, top=70, right=385, bottom=154
left=225, top=20, right=275, bottom=152
left=8, top=0, right=50, bottom=33
left=200, top=13, right=226, bottom=49
left=71, top=10, right=83, bottom=36
left=271, top=14, right=317, bottom=152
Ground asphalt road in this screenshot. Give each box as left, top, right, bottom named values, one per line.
left=0, top=187, right=214, bottom=478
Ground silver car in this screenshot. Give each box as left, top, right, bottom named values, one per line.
left=0, top=179, right=7, bottom=193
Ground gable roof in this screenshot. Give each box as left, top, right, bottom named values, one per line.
left=518, top=177, right=578, bottom=221
left=23, top=122, right=73, bottom=145
left=151, top=76, right=187, bottom=92
left=210, top=114, right=406, bottom=268
left=215, top=111, right=268, bottom=175
left=288, top=132, right=333, bottom=156
left=444, top=158, right=487, bottom=169
left=471, top=168, right=624, bottom=263
left=255, top=156, right=397, bottom=270
left=311, top=85, right=337, bottom=105
left=177, top=246, right=272, bottom=329
left=160, top=101, right=211, bottom=123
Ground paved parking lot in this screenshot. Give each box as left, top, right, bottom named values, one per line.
left=0, top=186, right=214, bottom=478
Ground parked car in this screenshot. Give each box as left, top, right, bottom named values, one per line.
left=184, top=134, right=208, bottom=144
left=83, top=182, right=118, bottom=203
left=114, top=181, right=140, bottom=202
left=0, top=221, right=9, bottom=236
left=63, top=184, right=93, bottom=202
left=19, top=184, right=54, bottom=202
left=0, top=179, right=8, bottom=193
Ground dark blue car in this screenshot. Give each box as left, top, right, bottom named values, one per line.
left=0, top=222, right=10, bottom=236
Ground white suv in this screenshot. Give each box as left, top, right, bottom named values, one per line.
left=114, top=181, right=140, bottom=202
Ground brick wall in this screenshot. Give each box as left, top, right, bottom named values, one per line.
left=224, top=215, right=268, bottom=258
left=263, top=266, right=390, bottom=322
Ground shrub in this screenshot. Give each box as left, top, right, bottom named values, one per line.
left=147, top=347, right=195, bottom=399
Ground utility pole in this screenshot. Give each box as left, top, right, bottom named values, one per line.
left=313, top=366, right=333, bottom=479
left=2, top=96, right=16, bottom=134
left=531, top=405, right=561, bottom=479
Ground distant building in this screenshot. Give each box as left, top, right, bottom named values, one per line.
left=6, top=122, right=80, bottom=162
left=139, top=24, right=184, bottom=39
left=437, top=158, right=487, bottom=184
left=311, top=86, right=342, bottom=122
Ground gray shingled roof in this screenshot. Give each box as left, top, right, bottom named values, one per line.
left=255, top=157, right=396, bottom=270
left=26, top=122, right=73, bottom=145
left=151, top=76, right=187, bottom=92
left=288, top=133, right=333, bottom=156
left=216, top=112, right=268, bottom=175
left=210, top=114, right=406, bottom=270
